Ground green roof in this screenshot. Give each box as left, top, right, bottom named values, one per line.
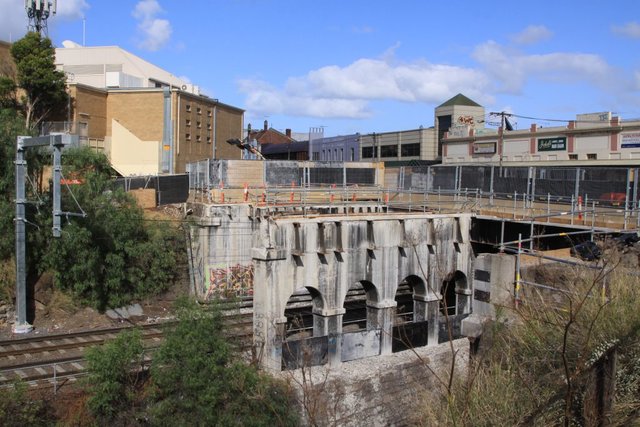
left=437, top=93, right=482, bottom=108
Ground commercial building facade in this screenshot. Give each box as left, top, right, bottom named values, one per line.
left=359, top=127, right=437, bottom=163
left=443, top=112, right=640, bottom=166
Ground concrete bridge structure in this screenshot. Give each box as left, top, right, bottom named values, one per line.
left=187, top=202, right=493, bottom=371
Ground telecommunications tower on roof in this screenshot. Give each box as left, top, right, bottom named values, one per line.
left=25, top=0, right=57, bottom=36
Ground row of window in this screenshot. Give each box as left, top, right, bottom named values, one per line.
left=362, top=143, right=421, bottom=159
left=185, top=119, right=212, bottom=130
left=185, top=104, right=213, bottom=117
left=314, top=147, right=355, bottom=161
left=185, top=133, right=212, bottom=143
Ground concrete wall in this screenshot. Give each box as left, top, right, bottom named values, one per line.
left=109, top=120, right=160, bottom=176
left=282, top=338, right=469, bottom=427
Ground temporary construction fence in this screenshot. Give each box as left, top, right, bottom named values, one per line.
left=186, top=159, right=381, bottom=196
left=391, top=165, right=637, bottom=209
left=114, top=174, right=189, bottom=206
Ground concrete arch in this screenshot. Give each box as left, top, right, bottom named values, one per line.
left=342, top=280, right=381, bottom=332
left=441, top=270, right=470, bottom=316
left=394, top=275, right=429, bottom=324
left=283, top=285, right=326, bottom=340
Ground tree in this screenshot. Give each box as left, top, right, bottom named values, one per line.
left=0, top=381, right=53, bottom=426
left=10, top=32, right=67, bottom=130
left=84, top=329, right=145, bottom=422
left=43, top=147, right=186, bottom=310
left=149, top=299, right=299, bottom=426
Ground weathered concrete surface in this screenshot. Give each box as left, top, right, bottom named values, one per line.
left=462, top=253, right=515, bottom=338
left=281, top=338, right=470, bottom=427
left=252, top=212, right=474, bottom=370
left=187, top=202, right=478, bottom=370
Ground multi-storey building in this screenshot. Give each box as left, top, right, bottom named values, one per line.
left=443, top=111, right=640, bottom=166
left=55, top=43, right=245, bottom=175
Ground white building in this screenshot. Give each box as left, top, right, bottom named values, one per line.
left=55, top=41, right=200, bottom=94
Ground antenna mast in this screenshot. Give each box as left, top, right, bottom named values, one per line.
left=25, top=0, right=57, bottom=36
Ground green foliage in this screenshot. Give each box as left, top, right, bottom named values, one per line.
left=84, top=328, right=145, bottom=421
left=149, top=299, right=299, bottom=426
left=0, top=381, right=53, bottom=426
left=0, top=108, right=26, bottom=259
left=43, top=147, right=185, bottom=310
left=10, top=32, right=67, bottom=130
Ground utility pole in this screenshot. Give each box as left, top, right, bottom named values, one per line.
left=490, top=111, right=513, bottom=167
left=14, top=133, right=79, bottom=333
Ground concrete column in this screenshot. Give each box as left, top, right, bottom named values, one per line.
left=455, top=287, right=473, bottom=315
left=415, top=291, right=440, bottom=346
left=367, top=301, right=396, bottom=355
left=252, top=247, right=287, bottom=372
left=313, top=308, right=345, bottom=365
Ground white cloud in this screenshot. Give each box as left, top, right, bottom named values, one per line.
left=239, top=38, right=638, bottom=121
left=132, top=0, right=172, bottom=51
left=239, top=55, right=491, bottom=119
left=511, top=25, right=553, bottom=45
left=473, top=41, right=613, bottom=94
left=0, top=0, right=89, bottom=42
left=612, top=21, right=640, bottom=39
left=56, top=0, right=90, bottom=20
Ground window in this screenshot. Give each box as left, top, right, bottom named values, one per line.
left=401, top=143, right=420, bottom=157
left=207, top=110, right=212, bottom=117
left=197, top=121, right=201, bottom=128
left=362, top=146, right=374, bottom=158
left=340, top=148, right=344, bottom=161
left=186, top=133, right=191, bottom=141
left=313, top=152, right=320, bottom=160
left=207, top=136, right=212, bottom=143
left=196, top=135, right=201, bottom=142
left=186, top=104, right=191, bottom=112
left=569, top=154, right=578, bottom=160
left=350, top=147, right=355, bottom=161
left=207, top=123, right=212, bottom=130
left=587, top=153, right=597, bottom=160
left=380, top=145, right=398, bottom=158
left=186, top=119, right=191, bottom=127
left=196, top=107, right=202, bottom=115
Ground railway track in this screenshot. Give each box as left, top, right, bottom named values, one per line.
left=0, top=311, right=254, bottom=389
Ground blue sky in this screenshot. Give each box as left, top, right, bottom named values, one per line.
left=2, top=0, right=640, bottom=136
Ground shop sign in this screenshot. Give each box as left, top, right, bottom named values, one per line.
left=621, top=132, right=640, bottom=148
left=537, top=137, right=566, bottom=151
left=473, top=142, right=496, bottom=154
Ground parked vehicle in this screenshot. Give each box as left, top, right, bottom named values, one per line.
left=570, top=241, right=601, bottom=261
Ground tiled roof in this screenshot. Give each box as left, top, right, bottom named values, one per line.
left=437, top=93, right=482, bottom=108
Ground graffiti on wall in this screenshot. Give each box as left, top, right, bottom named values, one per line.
left=204, top=263, right=254, bottom=299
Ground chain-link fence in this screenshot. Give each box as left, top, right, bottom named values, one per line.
left=391, top=165, right=637, bottom=209
left=187, top=159, right=378, bottom=190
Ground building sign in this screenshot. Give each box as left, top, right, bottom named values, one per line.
left=577, top=112, right=611, bottom=123
left=448, top=124, right=469, bottom=138
left=457, top=115, right=475, bottom=126
left=537, top=137, right=566, bottom=151
left=621, top=132, right=640, bottom=148
left=473, top=142, right=496, bottom=154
